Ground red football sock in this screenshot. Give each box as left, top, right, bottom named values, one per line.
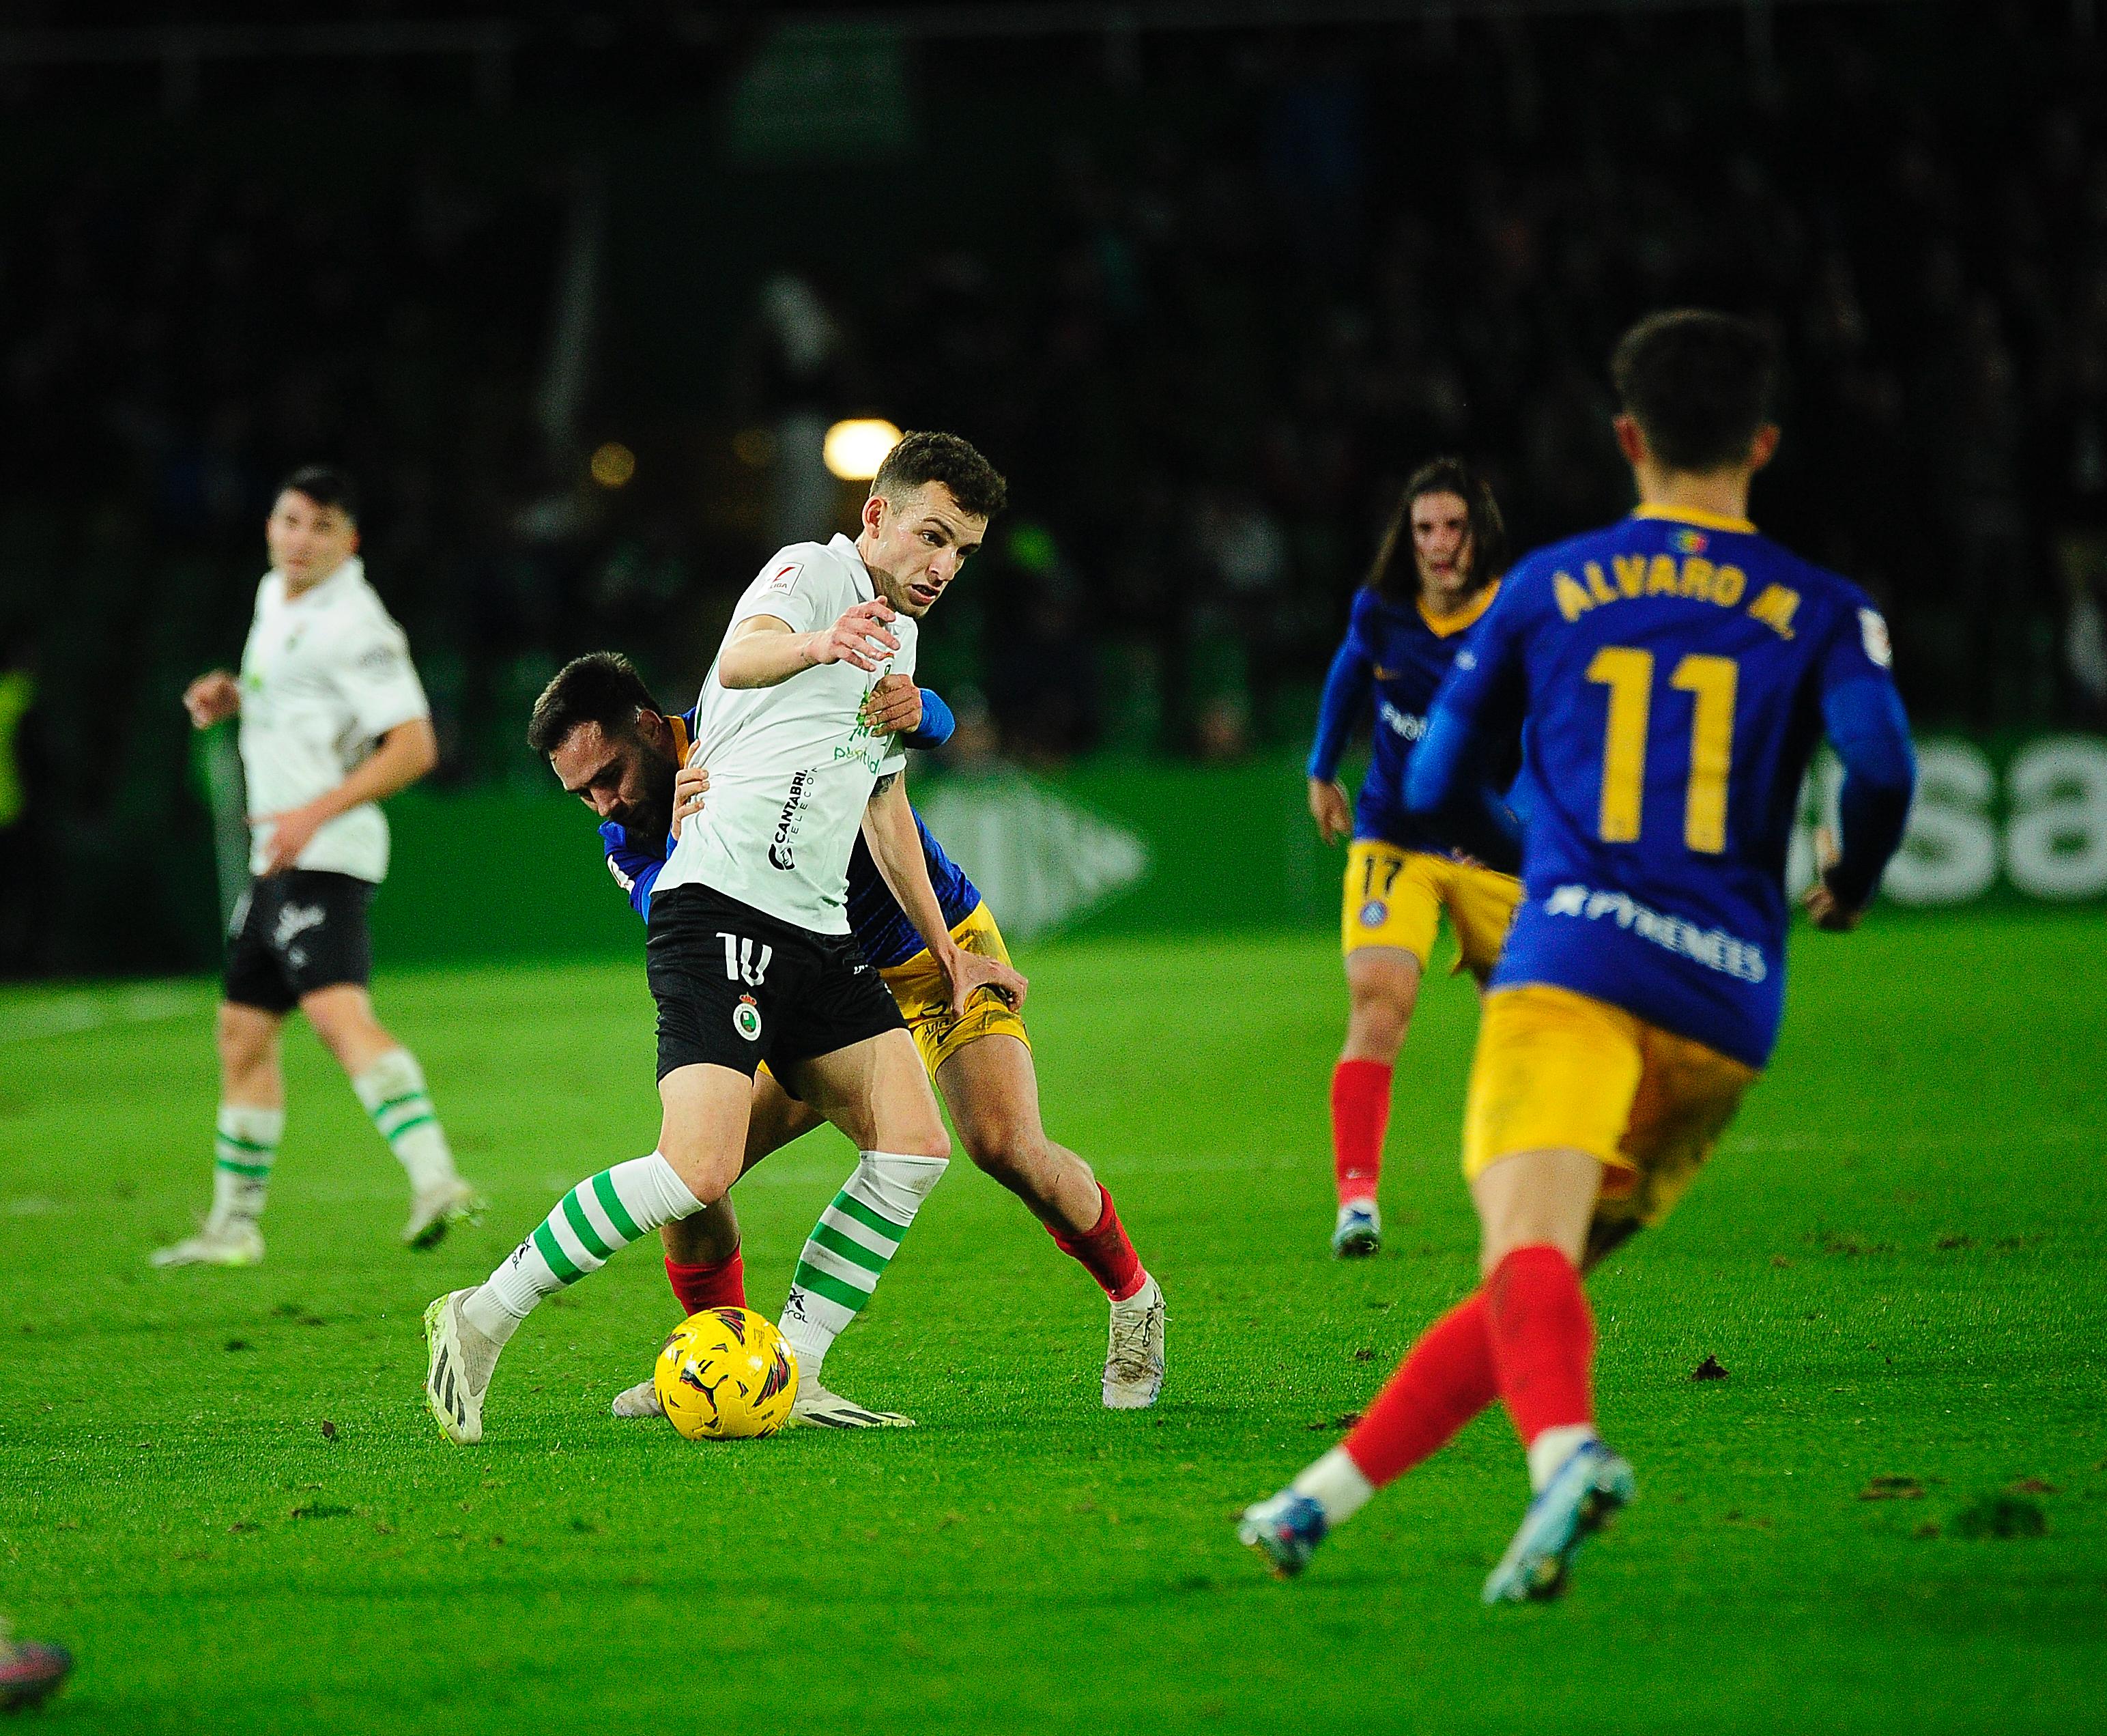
left=1330, top=1059, right=1392, bottom=1206
left=1483, top=1244, right=1595, bottom=1445
left=665, top=1248, right=745, bottom=1316
left=1048, top=1184, right=1147, bottom=1303
left=1343, top=1290, right=1500, bottom=1488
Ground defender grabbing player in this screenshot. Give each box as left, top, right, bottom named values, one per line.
left=528, top=652, right=1166, bottom=1423
left=1244, top=311, right=1917, bottom=1599
left=155, top=468, right=481, bottom=1268
left=1307, top=459, right=1522, bottom=1257
left=425, top=433, right=1028, bottom=1445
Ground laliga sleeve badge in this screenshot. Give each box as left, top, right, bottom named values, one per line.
left=734, top=995, right=764, bottom=1042
left=1858, top=607, right=1893, bottom=668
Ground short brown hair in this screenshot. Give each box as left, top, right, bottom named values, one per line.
left=1364, top=457, right=1507, bottom=604
left=871, top=430, right=1008, bottom=522
left=526, top=651, right=660, bottom=756
left=1611, top=309, right=1778, bottom=474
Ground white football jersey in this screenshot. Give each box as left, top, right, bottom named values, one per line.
left=235, top=556, right=429, bottom=883
left=655, top=534, right=913, bottom=934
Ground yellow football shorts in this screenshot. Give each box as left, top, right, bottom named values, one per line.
left=879, top=900, right=1031, bottom=1077
left=1462, top=983, right=1758, bottom=1234
left=1341, top=840, right=1521, bottom=977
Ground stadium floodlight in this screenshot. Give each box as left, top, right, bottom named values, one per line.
left=823, top=418, right=903, bottom=481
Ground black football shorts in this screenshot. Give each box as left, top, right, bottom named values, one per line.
left=645, top=883, right=905, bottom=1088
left=223, top=870, right=376, bottom=1014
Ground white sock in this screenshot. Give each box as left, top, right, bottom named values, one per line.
left=210, top=1104, right=285, bottom=1227
left=1527, top=1424, right=1599, bottom=1493
left=462, top=1152, right=704, bottom=1344
left=779, top=1151, right=949, bottom=1382
left=352, top=1048, right=457, bottom=1192
left=1292, top=1446, right=1376, bottom=1526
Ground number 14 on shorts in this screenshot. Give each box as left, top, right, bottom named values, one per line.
left=717, top=932, right=773, bottom=986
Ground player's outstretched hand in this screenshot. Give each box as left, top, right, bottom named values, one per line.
left=812, top=598, right=900, bottom=673
left=672, top=765, right=711, bottom=838
left=1308, top=777, right=1353, bottom=846
left=1800, top=825, right=1863, bottom=932
left=184, top=669, right=240, bottom=729
left=939, top=944, right=1029, bottom=1019
left=860, top=672, right=923, bottom=736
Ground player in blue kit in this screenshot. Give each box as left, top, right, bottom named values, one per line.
left=1307, top=459, right=1523, bottom=1258
left=528, top=652, right=1166, bottom=1427
left=1244, top=310, right=1917, bottom=1600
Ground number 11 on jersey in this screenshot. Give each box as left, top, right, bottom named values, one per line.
left=1586, top=647, right=1739, bottom=854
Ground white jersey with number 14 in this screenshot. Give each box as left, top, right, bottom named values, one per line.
left=654, top=533, right=913, bottom=936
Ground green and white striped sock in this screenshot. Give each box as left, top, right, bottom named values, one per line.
left=463, top=1152, right=704, bottom=1344
left=210, top=1104, right=285, bottom=1226
left=352, top=1049, right=456, bottom=1193
left=780, top=1152, right=949, bottom=1382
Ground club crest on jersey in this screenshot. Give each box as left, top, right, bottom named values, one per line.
left=1360, top=900, right=1388, bottom=928
left=733, top=995, right=763, bottom=1042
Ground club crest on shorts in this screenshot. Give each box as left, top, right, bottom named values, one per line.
left=1360, top=900, right=1388, bottom=928
left=733, top=994, right=763, bottom=1042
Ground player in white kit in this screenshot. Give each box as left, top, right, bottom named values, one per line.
left=154, top=468, right=483, bottom=1268
left=423, top=433, right=1022, bottom=1444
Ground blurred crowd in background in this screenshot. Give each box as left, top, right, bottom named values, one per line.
left=1, top=0, right=2104, bottom=970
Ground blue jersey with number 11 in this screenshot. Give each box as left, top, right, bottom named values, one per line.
left=1422, top=505, right=1910, bottom=1070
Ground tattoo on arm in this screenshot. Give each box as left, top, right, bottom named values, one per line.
left=870, top=773, right=898, bottom=798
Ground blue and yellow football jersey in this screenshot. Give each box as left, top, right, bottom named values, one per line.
left=1413, top=504, right=1914, bottom=1070
left=1308, top=582, right=1507, bottom=857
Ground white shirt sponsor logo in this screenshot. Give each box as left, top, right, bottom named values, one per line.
left=1542, top=883, right=1768, bottom=983
left=1378, top=700, right=1427, bottom=741
left=655, top=535, right=915, bottom=934
left=235, top=556, right=429, bottom=883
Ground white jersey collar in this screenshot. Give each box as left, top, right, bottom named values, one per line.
left=830, top=534, right=876, bottom=600
left=274, top=554, right=364, bottom=606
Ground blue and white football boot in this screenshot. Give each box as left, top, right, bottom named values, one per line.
left=1481, top=1438, right=1635, bottom=1604
left=1237, top=1490, right=1330, bottom=1578
left=1331, top=1201, right=1381, bottom=1258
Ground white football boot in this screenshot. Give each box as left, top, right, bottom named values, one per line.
left=610, top=1377, right=664, bottom=1420
left=1102, top=1275, right=1166, bottom=1409
left=789, top=1380, right=915, bottom=1428
left=423, top=1288, right=501, bottom=1445
left=403, top=1176, right=485, bottom=1249
left=1332, top=1201, right=1381, bottom=1258
left=149, top=1217, right=264, bottom=1269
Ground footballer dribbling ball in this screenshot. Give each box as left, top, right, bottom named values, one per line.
left=654, top=1307, right=799, bottom=1440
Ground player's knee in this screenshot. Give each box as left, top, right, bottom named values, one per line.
left=216, top=1004, right=274, bottom=1075
left=958, top=1111, right=1040, bottom=1182
left=891, top=1119, right=951, bottom=1162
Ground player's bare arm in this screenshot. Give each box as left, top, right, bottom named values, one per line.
left=717, top=598, right=901, bottom=689
left=861, top=773, right=1029, bottom=1018
left=184, top=669, right=242, bottom=729
left=253, top=717, right=439, bottom=875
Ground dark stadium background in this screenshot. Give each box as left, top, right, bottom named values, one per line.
left=2, top=0, right=2104, bottom=973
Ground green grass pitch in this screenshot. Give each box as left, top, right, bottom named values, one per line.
left=3, top=911, right=2104, bottom=1733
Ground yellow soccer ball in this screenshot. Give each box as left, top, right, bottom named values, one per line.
left=653, top=1307, right=799, bottom=1440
